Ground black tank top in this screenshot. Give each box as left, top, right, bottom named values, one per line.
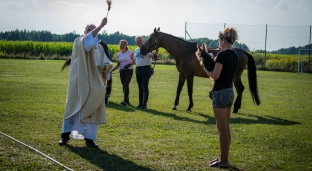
left=213, top=49, right=238, bottom=91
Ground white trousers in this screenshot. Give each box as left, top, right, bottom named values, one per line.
left=61, top=111, right=98, bottom=140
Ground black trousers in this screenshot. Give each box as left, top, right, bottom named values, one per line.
left=107, top=75, right=113, bottom=95
left=104, top=75, right=112, bottom=104
left=136, top=65, right=151, bottom=106
left=120, top=69, right=133, bottom=102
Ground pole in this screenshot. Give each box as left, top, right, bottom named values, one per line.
left=264, top=24, right=267, bottom=70
left=186, top=31, right=194, bottom=42
left=298, top=50, right=300, bottom=73
left=309, top=25, right=311, bottom=72
left=185, top=22, right=187, bottom=40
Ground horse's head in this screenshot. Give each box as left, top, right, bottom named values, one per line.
left=196, top=43, right=208, bottom=61
left=140, top=27, right=160, bottom=55
left=196, top=43, right=215, bottom=71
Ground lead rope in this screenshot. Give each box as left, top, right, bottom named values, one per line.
left=0, top=131, right=74, bottom=171
left=152, top=49, right=161, bottom=69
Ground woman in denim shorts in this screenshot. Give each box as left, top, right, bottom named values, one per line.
left=200, top=27, right=239, bottom=168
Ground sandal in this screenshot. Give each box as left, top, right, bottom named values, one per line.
left=209, top=160, right=229, bottom=169
left=209, top=158, right=219, bottom=164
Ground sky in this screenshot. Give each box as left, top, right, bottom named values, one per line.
left=0, top=0, right=311, bottom=50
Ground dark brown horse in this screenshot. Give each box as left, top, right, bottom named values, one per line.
left=140, top=27, right=260, bottom=113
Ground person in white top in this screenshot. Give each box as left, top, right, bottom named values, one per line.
left=134, top=36, right=158, bottom=109
left=112, top=40, right=135, bottom=105
left=59, top=17, right=111, bottom=147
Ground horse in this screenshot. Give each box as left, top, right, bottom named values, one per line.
left=140, top=27, right=260, bottom=113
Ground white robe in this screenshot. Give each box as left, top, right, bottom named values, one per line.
left=61, top=31, right=112, bottom=140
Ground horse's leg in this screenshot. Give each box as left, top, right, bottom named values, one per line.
left=185, top=75, right=194, bottom=112
left=233, top=77, right=244, bottom=113
left=172, top=73, right=185, bottom=110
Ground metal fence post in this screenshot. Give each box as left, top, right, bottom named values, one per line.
left=309, top=25, right=311, bottom=72
left=185, top=22, right=187, bottom=40
left=264, top=24, right=267, bottom=70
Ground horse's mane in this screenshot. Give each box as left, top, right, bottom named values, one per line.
left=158, top=31, right=196, bottom=45
left=158, top=31, right=197, bottom=54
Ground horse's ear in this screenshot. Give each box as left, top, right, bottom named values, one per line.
left=157, top=27, right=160, bottom=32
left=197, top=44, right=202, bottom=51
left=155, top=27, right=159, bottom=37
left=202, top=43, right=207, bottom=51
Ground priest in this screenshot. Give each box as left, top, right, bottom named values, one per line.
left=59, top=17, right=112, bottom=147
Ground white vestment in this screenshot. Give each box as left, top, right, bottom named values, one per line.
left=61, top=31, right=112, bottom=140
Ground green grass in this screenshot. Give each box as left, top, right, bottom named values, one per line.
left=0, top=59, right=312, bottom=171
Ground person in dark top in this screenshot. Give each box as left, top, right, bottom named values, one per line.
left=204, top=27, right=239, bottom=169
left=133, top=36, right=158, bottom=109
left=99, top=40, right=113, bottom=104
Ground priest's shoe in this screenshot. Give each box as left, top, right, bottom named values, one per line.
left=58, top=132, right=71, bottom=146
left=59, top=137, right=69, bottom=145
left=85, top=138, right=98, bottom=147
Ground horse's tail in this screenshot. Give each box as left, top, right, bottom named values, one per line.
left=61, top=58, right=71, bottom=72
left=246, top=52, right=261, bottom=105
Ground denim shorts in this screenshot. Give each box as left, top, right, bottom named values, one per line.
left=212, top=87, right=234, bottom=108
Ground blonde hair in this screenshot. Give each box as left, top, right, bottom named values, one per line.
left=219, top=27, right=238, bottom=44
left=119, top=40, right=129, bottom=51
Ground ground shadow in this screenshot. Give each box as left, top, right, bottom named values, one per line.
left=228, top=165, right=242, bottom=171
left=232, top=113, right=301, bottom=125
left=66, top=145, right=154, bottom=171
left=106, top=101, right=136, bottom=112
left=135, top=106, right=215, bottom=125
left=136, top=107, right=300, bottom=126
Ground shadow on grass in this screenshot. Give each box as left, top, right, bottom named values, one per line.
left=134, top=107, right=300, bottom=126
left=66, top=145, right=154, bottom=171
left=233, top=113, right=301, bottom=125
left=228, top=165, right=241, bottom=171
left=106, top=101, right=136, bottom=112
left=134, top=106, right=216, bottom=125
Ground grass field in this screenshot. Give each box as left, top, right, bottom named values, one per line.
left=0, top=59, right=312, bottom=171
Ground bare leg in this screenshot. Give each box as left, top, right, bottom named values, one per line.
left=213, top=107, right=231, bottom=166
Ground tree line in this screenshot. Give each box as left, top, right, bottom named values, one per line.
left=0, top=29, right=140, bottom=45
left=0, top=29, right=249, bottom=50
left=1, top=29, right=310, bottom=54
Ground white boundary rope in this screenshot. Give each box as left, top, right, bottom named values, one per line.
left=0, top=131, right=74, bottom=171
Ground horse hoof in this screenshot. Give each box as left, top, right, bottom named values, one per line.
left=185, top=108, right=191, bottom=112
left=171, top=107, right=177, bottom=110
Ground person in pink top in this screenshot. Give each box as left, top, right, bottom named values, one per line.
left=112, top=40, right=135, bottom=105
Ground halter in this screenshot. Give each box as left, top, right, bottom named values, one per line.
left=144, top=36, right=161, bottom=69
left=145, top=37, right=159, bottom=52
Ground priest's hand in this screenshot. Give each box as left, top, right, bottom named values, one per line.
left=100, top=17, right=108, bottom=28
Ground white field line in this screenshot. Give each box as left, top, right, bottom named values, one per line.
left=0, top=131, right=74, bottom=171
